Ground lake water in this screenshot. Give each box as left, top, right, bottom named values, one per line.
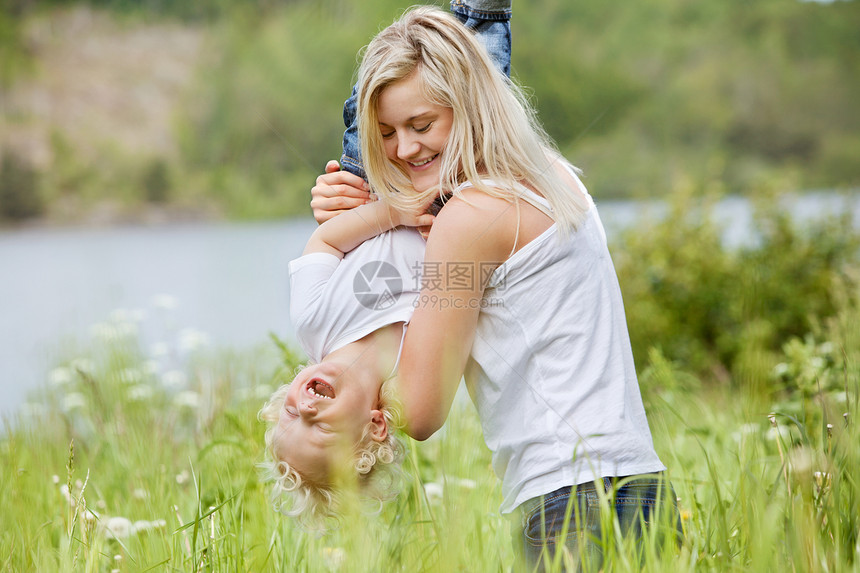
left=1, top=192, right=858, bottom=418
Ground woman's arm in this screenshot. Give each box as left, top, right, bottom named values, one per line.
left=304, top=197, right=435, bottom=259
left=396, top=189, right=517, bottom=440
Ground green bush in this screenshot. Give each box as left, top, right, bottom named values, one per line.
left=0, top=150, right=44, bottom=221
left=615, top=188, right=860, bottom=383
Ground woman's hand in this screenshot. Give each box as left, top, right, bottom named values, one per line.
left=310, top=160, right=373, bottom=224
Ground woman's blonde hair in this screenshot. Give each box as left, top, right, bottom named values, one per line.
left=258, top=374, right=404, bottom=528
left=357, top=6, right=590, bottom=232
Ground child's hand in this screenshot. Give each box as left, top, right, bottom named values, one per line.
left=390, top=200, right=436, bottom=232
left=310, top=160, right=372, bottom=224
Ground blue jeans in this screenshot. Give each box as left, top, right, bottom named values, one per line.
left=340, top=0, right=512, bottom=179
left=518, top=474, right=683, bottom=572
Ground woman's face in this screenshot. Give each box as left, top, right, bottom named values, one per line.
left=377, top=73, right=454, bottom=194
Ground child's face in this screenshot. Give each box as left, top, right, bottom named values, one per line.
left=272, top=360, right=386, bottom=485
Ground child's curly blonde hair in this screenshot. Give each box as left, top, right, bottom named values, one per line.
left=258, top=375, right=404, bottom=527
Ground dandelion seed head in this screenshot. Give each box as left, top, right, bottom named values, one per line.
left=104, top=516, right=133, bottom=539
left=59, top=484, right=73, bottom=505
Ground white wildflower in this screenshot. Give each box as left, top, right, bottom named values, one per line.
left=766, top=425, right=792, bottom=442
left=132, top=488, right=148, bottom=500
left=52, top=475, right=60, bottom=484
left=49, top=367, right=74, bottom=387
left=128, top=385, right=154, bottom=402
left=178, top=328, right=210, bottom=354
left=818, top=341, right=834, bottom=355
left=175, top=470, right=190, bottom=485
left=450, top=478, right=477, bottom=490
left=173, top=390, right=200, bottom=409
left=161, top=370, right=187, bottom=389
left=740, top=423, right=760, bottom=435
left=69, top=358, right=94, bottom=375
left=423, top=482, right=444, bottom=502
left=813, top=471, right=832, bottom=493
left=772, top=363, right=789, bottom=378
left=61, top=392, right=87, bottom=412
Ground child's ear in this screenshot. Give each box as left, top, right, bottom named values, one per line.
left=368, top=410, right=388, bottom=442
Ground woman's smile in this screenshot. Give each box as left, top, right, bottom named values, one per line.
left=377, top=72, right=454, bottom=193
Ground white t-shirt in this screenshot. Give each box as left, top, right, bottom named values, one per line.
left=463, top=174, right=666, bottom=514
left=289, top=227, right=425, bottom=363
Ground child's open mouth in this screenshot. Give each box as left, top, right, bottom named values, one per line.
left=307, top=379, right=335, bottom=399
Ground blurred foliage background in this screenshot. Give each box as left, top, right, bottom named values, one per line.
left=0, top=0, right=859, bottom=223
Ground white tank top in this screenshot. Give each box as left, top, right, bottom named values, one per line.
left=461, top=172, right=665, bottom=513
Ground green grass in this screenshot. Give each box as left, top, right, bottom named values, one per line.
left=1, top=296, right=858, bottom=572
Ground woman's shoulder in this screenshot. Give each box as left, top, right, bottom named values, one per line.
left=427, top=188, right=517, bottom=261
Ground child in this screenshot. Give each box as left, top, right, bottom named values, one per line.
left=259, top=197, right=433, bottom=524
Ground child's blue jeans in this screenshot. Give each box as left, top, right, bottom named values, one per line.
left=340, top=0, right=512, bottom=179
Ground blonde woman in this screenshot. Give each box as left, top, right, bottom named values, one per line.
left=312, top=6, right=681, bottom=569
